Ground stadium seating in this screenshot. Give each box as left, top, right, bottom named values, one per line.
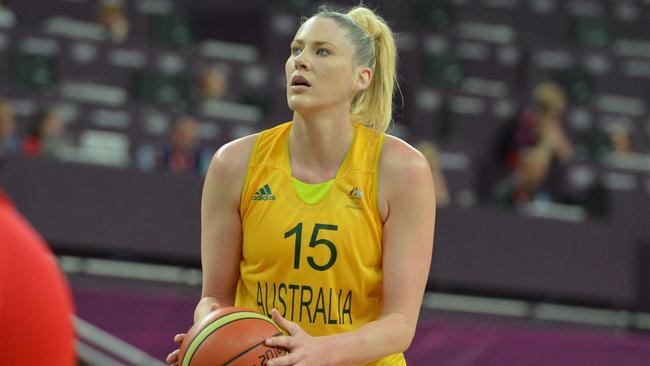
left=1, top=0, right=649, bottom=309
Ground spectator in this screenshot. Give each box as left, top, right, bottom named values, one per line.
left=486, top=82, right=573, bottom=204
left=0, top=99, right=18, bottom=159
left=497, top=81, right=573, bottom=170
left=199, top=67, right=229, bottom=103
left=492, top=146, right=553, bottom=208
left=97, top=0, right=129, bottom=43
left=415, top=140, right=450, bottom=207
left=580, top=124, right=636, bottom=161
left=158, top=116, right=204, bottom=174
left=607, top=124, right=634, bottom=156
left=190, top=66, right=233, bottom=115
left=22, top=108, right=71, bottom=159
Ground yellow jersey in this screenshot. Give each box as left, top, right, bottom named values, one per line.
left=235, top=122, right=406, bottom=365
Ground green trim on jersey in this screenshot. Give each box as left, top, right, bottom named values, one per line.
left=291, top=177, right=335, bottom=205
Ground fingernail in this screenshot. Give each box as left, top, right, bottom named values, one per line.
left=268, top=362, right=274, bottom=366
left=265, top=338, right=273, bottom=345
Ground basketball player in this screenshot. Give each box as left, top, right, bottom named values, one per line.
left=167, top=6, right=435, bottom=365
left=0, top=190, right=76, bottom=365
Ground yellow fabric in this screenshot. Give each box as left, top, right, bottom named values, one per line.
left=291, top=177, right=335, bottom=205
left=236, top=122, right=405, bottom=365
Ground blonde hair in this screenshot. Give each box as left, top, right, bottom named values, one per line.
left=313, top=6, right=397, bottom=132
left=533, top=82, right=566, bottom=118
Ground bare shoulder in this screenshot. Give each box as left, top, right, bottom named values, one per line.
left=210, top=133, right=259, bottom=175
left=212, top=133, right=259, bottom=170
left=204, top=134, right=259, bottom=206
left=377, top=135, right=434, bottom=219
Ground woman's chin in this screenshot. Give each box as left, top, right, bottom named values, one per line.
left=287, top=96, right=314, bottom=113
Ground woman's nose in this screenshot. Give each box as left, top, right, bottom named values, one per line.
left=294, top=52, right=310, bottom=70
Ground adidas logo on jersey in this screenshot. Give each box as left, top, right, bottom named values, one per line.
left=252, top=184, right=276, bottom=201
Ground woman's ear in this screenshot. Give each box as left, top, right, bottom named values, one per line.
left=355, top=66, right=373, bottom=92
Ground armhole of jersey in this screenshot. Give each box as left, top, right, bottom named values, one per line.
left=239, top=133, right=263, bottom=211
left=373, top=133, right=386, bottom=224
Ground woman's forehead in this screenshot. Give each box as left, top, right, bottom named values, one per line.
left=293, top=17, right=352, bottom=48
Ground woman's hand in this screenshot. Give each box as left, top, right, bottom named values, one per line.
left=166, top=302, right=221, bottom=365
left=165, top=333, right=186, bottom=366
left=264, top=309, right=331, bottom=366
left=539, top=122, right=574, bottom=161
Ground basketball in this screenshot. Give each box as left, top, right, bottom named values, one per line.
left=178, top=307, right=287, bottom=366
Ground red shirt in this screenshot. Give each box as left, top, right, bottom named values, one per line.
left=0, top=191, right=76, bottom=365
left=21, top=135, right=42, bottom=156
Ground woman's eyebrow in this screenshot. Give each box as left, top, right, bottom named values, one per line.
left=292, top=39, right=339, bottom=51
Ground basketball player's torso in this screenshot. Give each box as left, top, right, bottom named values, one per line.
left=233, top=122, right=405, bottom=366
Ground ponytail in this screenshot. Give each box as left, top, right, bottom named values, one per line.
left=314, top=6, right=397, bottom=132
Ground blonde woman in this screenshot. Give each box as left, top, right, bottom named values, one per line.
left=167, top=5, right=435, bottom=366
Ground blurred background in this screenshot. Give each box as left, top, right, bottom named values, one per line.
left=1, top=0, right=650, bottom=365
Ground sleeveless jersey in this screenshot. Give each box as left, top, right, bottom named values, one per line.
left=235, top=122, right=406, bottom=365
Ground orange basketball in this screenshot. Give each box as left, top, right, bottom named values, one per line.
left=178, top=307, right=287, bottom=366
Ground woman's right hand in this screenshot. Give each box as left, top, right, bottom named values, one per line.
left=165, top=333, right=186, bottom=366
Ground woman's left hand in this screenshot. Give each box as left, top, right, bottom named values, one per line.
left=265, top=309, right=330, bottom=366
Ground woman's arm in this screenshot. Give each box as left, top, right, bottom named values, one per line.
left=539, top=118, right=574, bottom=162
left=167, top=135, right=256, bottom=365
left=266, top=137, right=436, bottom=366
left=196, top=134, right=257, bottom=321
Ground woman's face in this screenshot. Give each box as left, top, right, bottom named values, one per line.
left=285, top=17, right=370, bottom=114
left=42, top=112, right=64, bottom=138
left=0, top=102, right=15, bottom=138
left=202, top=69, right=227, bottom=100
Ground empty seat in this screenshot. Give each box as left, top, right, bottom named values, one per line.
left=10, top=36, right=59, bottom=90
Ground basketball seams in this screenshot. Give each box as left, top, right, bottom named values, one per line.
left=182, top=310, right=251, bottom=366
left=182, top=311, right=282, bottom=366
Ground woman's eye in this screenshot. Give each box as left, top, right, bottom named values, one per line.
left=291, top=47, right=302, bottom=55
left=317, top=48, right=330, bottom=56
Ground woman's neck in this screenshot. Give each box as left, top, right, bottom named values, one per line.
left=289, top=110, right=354, bottom=183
